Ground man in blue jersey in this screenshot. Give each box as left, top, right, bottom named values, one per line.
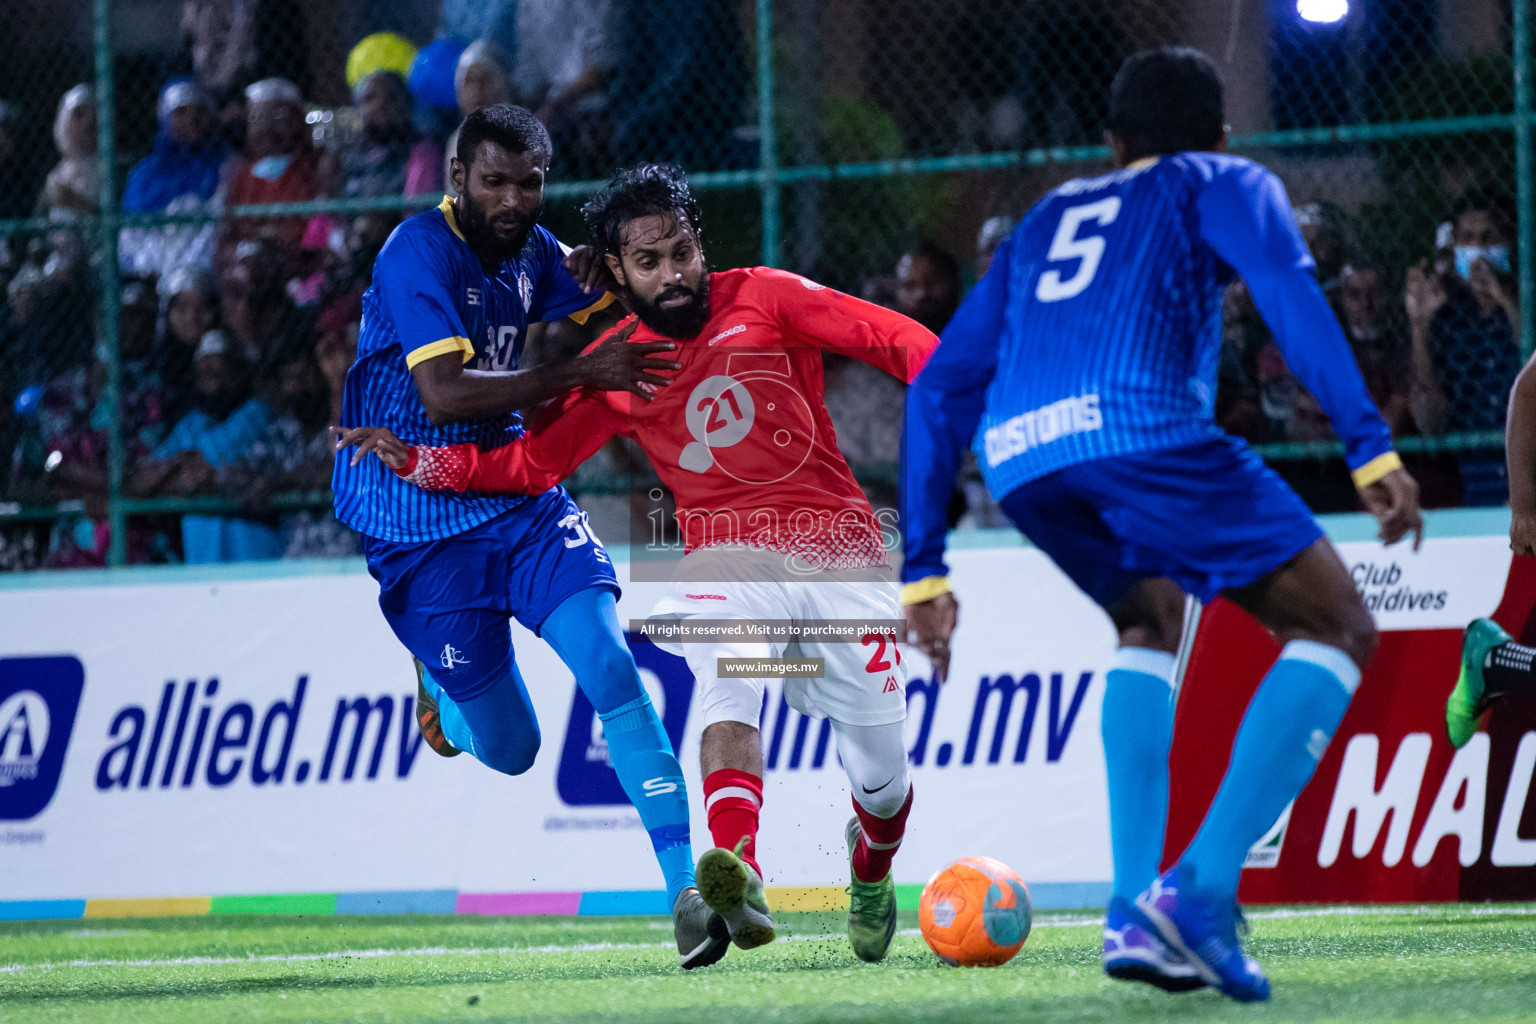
left=900, top=49, right=1422, bottom=1002
left=331, top=104, right=728, bottom=969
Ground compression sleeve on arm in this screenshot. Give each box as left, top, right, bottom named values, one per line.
left=395, top=391, right=626, bottom=494
left=473, top=390, right=627, bottom=492
left=900, top=235, right=1012, bottom=585
left=1197, top=164, right=1394, bottom=479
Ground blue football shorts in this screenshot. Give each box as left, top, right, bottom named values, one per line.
left=998, top=433, right=1324, bottom=609
left=363, top=487, right=620, bottom=703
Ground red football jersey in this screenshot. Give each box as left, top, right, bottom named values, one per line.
left=399, top=267, right=938, bottom=568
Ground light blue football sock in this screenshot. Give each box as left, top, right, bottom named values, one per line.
left=1102, top=647, right=1176, bottom=905
left=418, top=666, right=475, bottom=754
left=599, top=694, right=696, bottom=906
left=1179, top=640, right=1358, bottom=900
left=422, top=660, right=542, bottom=774
left=544, top=587, right=697, bottom=906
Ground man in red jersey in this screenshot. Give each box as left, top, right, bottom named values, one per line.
left=338, top=164, right=937, bottom=964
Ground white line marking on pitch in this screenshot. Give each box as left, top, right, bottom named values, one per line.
left=0, top=942, right=665, bottom=975
left=3, top=905, right=1532, bottom=976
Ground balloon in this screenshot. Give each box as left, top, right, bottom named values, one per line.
left=346, top=32, right=419, bottom=90
left=409, top=37, right=469, bottom=112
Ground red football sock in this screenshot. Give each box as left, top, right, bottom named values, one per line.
left=851, top=786, right=913, bottom=883
left=705, top=768, right=763, bottom=878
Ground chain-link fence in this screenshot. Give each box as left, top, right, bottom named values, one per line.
left=0, top=0, right=1528, bottom=569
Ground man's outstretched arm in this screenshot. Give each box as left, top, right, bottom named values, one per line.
left=375, top=226, right=675, bottom=427
left=336, top=389, right=628, bottom=495
left=756, top=267, right=939, bottom=380
left=898, top=235, right=1013, bottom=680
left=410, top=320, right=675, bottom=426
left=1198, top=163, right=1422, bottom=548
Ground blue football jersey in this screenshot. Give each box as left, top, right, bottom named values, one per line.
left=901, top=152, right=1394, bottom=583
left=333, top=197, right=612, bottom=543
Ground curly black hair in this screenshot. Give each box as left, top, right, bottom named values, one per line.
left=581, top=163, right=703, bottom=258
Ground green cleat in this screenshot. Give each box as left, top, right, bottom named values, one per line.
left=1446, top=618, right=1511, bottom=749
left=696, top=839, right=776, bottom=950
left=845, top=817, right=898, bottom=963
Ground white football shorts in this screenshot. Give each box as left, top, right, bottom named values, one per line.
left=647, top=548, right=908, bottom=728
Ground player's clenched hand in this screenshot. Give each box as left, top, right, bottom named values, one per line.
left=332, top=426, right=411, bottom=469
left=577, top=318, right=681, bottom=400
left=905, top=592, right=958, bottom=684
left=1359, top=467, right=1423, bottom=550
left=563, top=244, right=619, bottom=295
left=1511, top=509, right=1536, bottom=556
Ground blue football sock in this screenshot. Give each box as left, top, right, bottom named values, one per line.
left=1179, top=640, right=1358, bottom=900
left=419, top=666, right=476, bottom=754
left=1101, top=647, right=1176, bottom=905
left=424, top=661, right=542, bottom=775
left=599, top=695, right=696, bottom=905
left=544, top=587, right=697, bottom=906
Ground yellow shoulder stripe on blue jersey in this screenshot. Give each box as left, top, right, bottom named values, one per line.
left=406, top=336, right=475, bottom=369
left=569, top=291, right=617, bottom=325
left=438, top=195, right=467, bottom=242
left=1350, top=451, right=1403, bottom=490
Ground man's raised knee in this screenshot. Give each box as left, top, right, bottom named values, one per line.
left=483, top=730, right=541, bottom=776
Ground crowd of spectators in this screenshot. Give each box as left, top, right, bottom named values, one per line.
left=0, top=1, right=759, bottom=571
left=0, top=7, right=1526, bottom=570
left=0, top=62, right=419, bottom=569
left=823, top=186, right=1524, bottom=532
left=1218, top=191, right=1522, bottom=509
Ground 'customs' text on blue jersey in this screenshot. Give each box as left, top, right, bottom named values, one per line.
left=901, top=153, right=1393, bottom=582
left=333, top=197, right=611, bottom=543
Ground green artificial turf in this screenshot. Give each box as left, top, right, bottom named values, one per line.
left=2, top=905, right=1533, bottom=1023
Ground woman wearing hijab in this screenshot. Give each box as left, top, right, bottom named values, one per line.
left=442, top=40, right=512, bottom=196
left=122, top=81, right=228, bottom=214
left=156, top=265, right=220, bottom=416
left=37, top=84, right=99, bottom=217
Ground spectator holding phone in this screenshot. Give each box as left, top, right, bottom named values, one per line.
left=1407, top=191, right=1520, bottom=503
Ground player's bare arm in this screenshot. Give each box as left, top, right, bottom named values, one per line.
left=1507, top=353, right=1536, bottom=554
left=411, top=319, right=676, bottom=425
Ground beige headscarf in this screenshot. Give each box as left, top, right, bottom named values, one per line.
left=41, top=84, right=100, bottom=214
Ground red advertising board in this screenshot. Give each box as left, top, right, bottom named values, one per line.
left=1165, top=553, right=1536, bottom=902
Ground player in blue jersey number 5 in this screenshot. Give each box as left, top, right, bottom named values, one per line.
left=900, top=49, right=1423, bottom=1002
left=331, top=104, right=726, bottom=969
